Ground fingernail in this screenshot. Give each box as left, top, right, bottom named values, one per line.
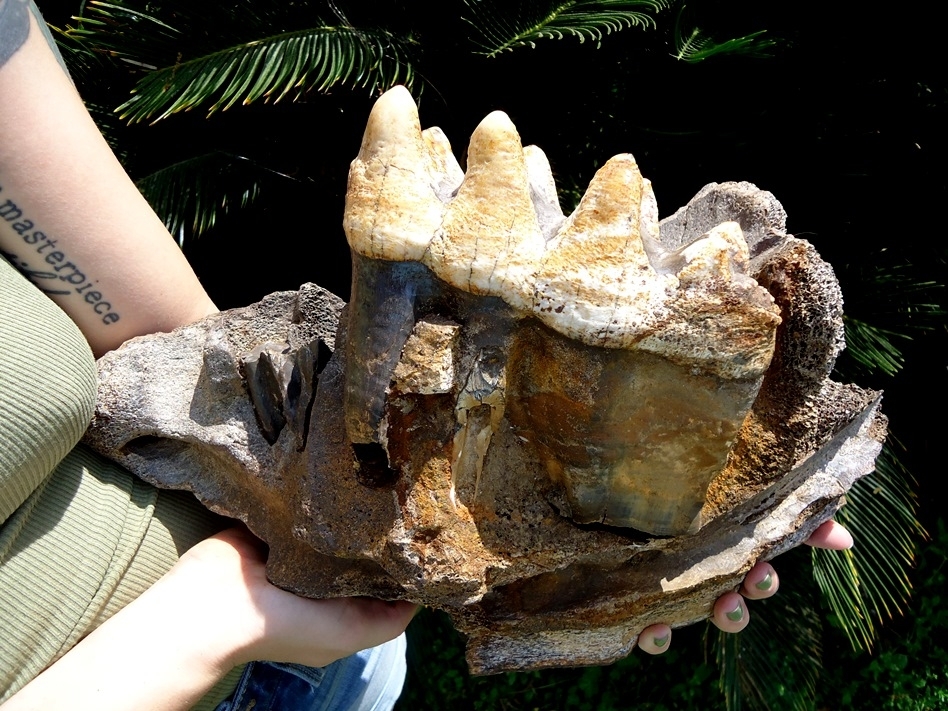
left=653, top=633, right=669, bottom=648
left=726, top=602, right=744, bottom=622
left=755, top=572, right=773, bottom=591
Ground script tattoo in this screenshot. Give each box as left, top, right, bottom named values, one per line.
left=0, top=0, right=30, bottom=68
left=0, top=184, right=121, bottom=325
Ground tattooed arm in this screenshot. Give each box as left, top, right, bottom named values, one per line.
left=0, top=3, right=217, bottom=356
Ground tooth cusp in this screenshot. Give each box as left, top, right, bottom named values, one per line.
left=423, top=110, right=544, bottom=311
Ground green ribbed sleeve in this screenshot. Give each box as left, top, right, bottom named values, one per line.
left=0, top=256, right=97, bottom=523
left=0, top=258, right=240, bottom=708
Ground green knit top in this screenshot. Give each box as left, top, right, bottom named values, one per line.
left=0, top=256, right=242, bottom=708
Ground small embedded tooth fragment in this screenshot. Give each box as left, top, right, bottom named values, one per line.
left=423, top=111, right=545, bottom=312
left=241, top=342, right=292, bottom=445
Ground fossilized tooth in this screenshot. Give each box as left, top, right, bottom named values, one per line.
left=343, top=86, right=783, bottom=534
left=424, top=110, right=546, bottom=312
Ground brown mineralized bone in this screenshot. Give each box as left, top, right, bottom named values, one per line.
left=84, top=87, right=886, bottom=674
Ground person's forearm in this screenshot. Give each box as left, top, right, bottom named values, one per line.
left=0, top=579, right=232, bottom=711
left=1, top=528, right=417, bottom=711
left=0, top=8, right=217, bottom=356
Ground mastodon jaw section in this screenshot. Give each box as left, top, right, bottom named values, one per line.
left=344, top=87, right=780, bottom=382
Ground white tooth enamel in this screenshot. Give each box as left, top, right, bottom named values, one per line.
left=523, top=145, right=565, bottom=241
left=423, top=111, right=545, bottom=312
left=533, top=155, right=676, bottom=347
left=344, top=86, right=442, bottom=261
left=422, top=127, right=464, bottom=202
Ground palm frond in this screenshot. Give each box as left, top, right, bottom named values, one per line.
left=118, top=26, right=415, bottom=123
left=811, top=444, right=923, bottom=651
left=49, top=22, right=109, bottom=79
left=842, top=317, right=911, bottom=377
left=712, top=553, right=822, bottom=711
left=462, top=0, right=669, bottom=57
left=835, top=260, right=943, bottom=379
left=66, top=1, right=417, bottom=124
left=674, top=28, right=775, bottom=62
left=135, top=153, right=291, bottom=244
left=672, top=5, right=776, bottom=63
left=66, top=1, right=184, bottom=67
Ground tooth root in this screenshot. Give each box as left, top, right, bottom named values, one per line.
left=523, top=145, right=565, bottom=241
left=533, top=155, right=671, bottom=346
left=423, top=111, right=544, bottom=312
left=343, top=256, right=427, bottom=446
left=422, top=127, right=464, bottom=201
left=344, top=85, right=443, bottom=262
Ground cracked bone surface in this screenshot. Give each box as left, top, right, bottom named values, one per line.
left=85, top=87, right=886, bottom=674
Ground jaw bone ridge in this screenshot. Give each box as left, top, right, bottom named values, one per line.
left=343, top=87, right=783, bottom=535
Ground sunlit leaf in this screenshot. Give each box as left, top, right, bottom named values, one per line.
left=811, top=444, right=923, bottom=651
left=462, top=0, right=669, bottom=57
left=66, top=1, right=417, bottom=123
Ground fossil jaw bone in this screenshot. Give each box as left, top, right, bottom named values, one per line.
left=343, top=86, right=783, bottom=534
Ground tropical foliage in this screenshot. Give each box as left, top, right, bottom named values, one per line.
left=461, top=0, right=669, bottom=56
left=47, top=0, right=945, bottom=708
left=71, top=1, right=417, bottom=120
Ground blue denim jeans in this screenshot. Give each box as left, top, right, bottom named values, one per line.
left=214, top=633, right=407, bottom=711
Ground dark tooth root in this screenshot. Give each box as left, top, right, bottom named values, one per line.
left=343, top=254, right=434, bottom=446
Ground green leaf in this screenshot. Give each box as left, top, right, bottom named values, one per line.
left=811, top=444, right=923, bottom=652
left=118, top=26, right=414, bottom=123
left=135, top=152, right=291, bottom=243
left=672, top=5, right=777, bottom=62
left=462, top=0, right=669, bottom=57
left=66, top=1, right=417, bottom=123
left=835, top=258, right=944, bottom=379
left=842, top=317, right=911, bottom=377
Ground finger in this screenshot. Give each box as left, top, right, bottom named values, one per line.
left=741, top=561, right=779, bottom=600
left=337, top=598, right=419, bottom=652
left=805, top=520, right=854, bottom=550
left=637, top=624, right=672, bottom=655
left=712, top=592, right=749, bottom=633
